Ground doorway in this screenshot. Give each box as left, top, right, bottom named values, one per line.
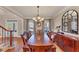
left=5, top=20, right=18, bottom=37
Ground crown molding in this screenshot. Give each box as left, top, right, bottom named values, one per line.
left=53, top=6, right=71, bottom=19
left=1, top=6, right=25, bottom=19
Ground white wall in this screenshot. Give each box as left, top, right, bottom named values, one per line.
left=0, top=6, right=79, bottom=36
left=53, top=6, right=79, bottom=34
left=0, top=7, right=24, bottom=37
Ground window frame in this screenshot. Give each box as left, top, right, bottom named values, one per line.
left=28, top=19, right=34, bottom=32
left=62, top=9, right=78, bottom=34
left=44, top=19, right=51, bottom=32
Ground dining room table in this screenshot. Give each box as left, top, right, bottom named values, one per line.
left=27, top=33, right=55, bottom=52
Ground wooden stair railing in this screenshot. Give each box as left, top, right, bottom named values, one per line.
left=0, top=25, right=16, bottom=51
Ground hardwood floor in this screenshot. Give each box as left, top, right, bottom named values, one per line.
left=0, top=37, right=24, bottom=52
left=53, top=43, right=63, bottom=52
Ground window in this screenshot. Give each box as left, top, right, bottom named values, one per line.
left=28, top=20, right=34, bottom=33
left=62, top=10, right=78, bottom=34
left=44, top=19, right=50, bottom=32
left=5, top=20, right=18, bottom=36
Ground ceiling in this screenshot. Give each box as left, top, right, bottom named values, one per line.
left=3, top=6, right=67, bottom=19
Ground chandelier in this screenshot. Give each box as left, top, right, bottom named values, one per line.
left=32, top=6, right=44, bottom=22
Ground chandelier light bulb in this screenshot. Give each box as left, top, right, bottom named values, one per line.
left=32, top=6, right=44, bottom=22
left=37, top=16, right=41, bottom=20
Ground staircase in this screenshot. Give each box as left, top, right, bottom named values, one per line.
left=0, top=25, right=15, bottom=52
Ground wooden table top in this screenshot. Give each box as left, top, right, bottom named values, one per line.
left=27, top=33, right=53, bottom=46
